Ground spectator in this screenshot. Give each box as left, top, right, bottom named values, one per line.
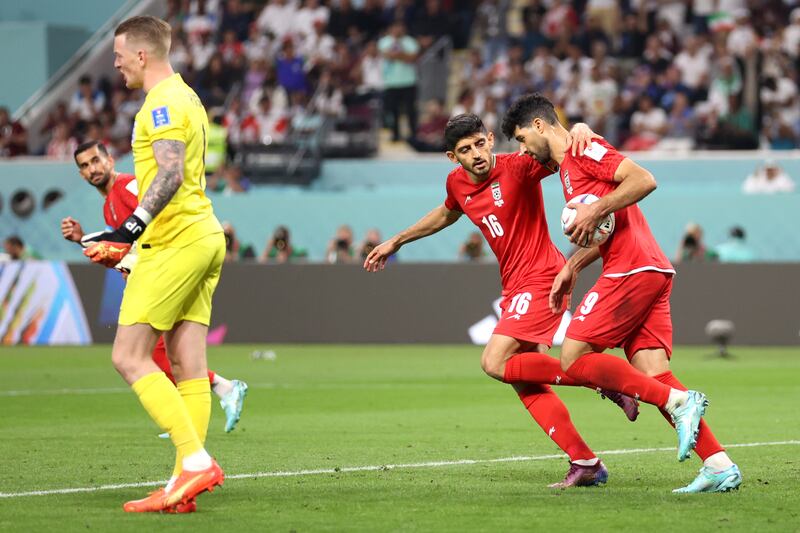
left=578, top=65, right=617, bottom=138
left=742, top=160, right=796, bottom=194
left=782, top=7, right=800, bottom=58
left=326, top=225, right=355, bottom=264
left=357, top=40, right=384, bottom=97
left=328, top=0, right=359, bottom=40
left=221, top=164, right=251, bottom=195
left=409, top=99, right=449, bottom=152
left=223, top=221, right=256, bottom=262
left=184, top=0, right=216, bottom=42
left=379, top=21, right=420, bottom=142
left=169, top=32, right=193, bottom=75
left=726, top=9, right=757, bottom=58
left=661, top=92, right=696, bottom=149
left=460, top=231, right=485, bottom=262
left=248, top=68, right=289, bottom=116
left=256, top=0, right=298, bottom=41
left=46, top=123, right=78, bottom=160
left=358, top=228, right=384, bottom=261
left=260, top=225, right=307, bottom=263
left=218, top=29, right=245, bottom=65
left=672, top=35, right=711, bottom=101
left=675, top=222, right=716, bottom=263
left=413, top=0, right=451, bottom=50
left=618, top=11, right=647, bottom=58
left=243, top=22, right=272, bottom=63
left=196, top=54, right=232, bottom=108
left=295, top=0, right=330, bottom=40
left=241, top=58, right=270, bottom=106
left=302, top=20, right=336, bottom=71
left=715, top=226, right=757, bottom=263
left=239, top=95, right=289, bottom=144
left=623, top=95, right=668, bottom=151
left=191, top=29, right=216, bottom=72
left=0, top=106, right=28, bottom=157
left=276, top=39, right=309, bottom=95
left=219, top=0, right=254, bottom=42
left=68, top=75, right=105, bottom=123
left=3, top=236, right=40, bottom=260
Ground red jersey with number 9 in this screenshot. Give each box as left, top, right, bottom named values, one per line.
left=558, top=139, right=674, bottom=278
left=103, top=173, right=140, bottom=228
left=444, top=153, right=566, bottom=292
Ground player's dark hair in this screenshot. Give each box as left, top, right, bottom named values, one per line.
left=73, top=140, right=109, bottom=162
left=501, top=93, right=559, bottom=140
left=5, top=235, right=23, bottom=248
left=444, top=113, right=487, bottom=152
left=730, top=226, right=746, bottom=240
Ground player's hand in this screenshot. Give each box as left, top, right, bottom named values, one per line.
left=61, top=217, right=85, bottom=243
left=565, top=202, right=602, bottom=248
left=363, top=239, right=400, bottom=272
left=565, top=123, right=603, bottom=157
left=83, top=235, right=132, bottom=268
left=550, top=264, right=578, bottom=314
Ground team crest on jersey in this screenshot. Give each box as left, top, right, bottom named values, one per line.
left=564, top=170, right=573, bottom=195
left=152, top=106, right=171, bottom=128
left=491, top=181, right=504, bottom=207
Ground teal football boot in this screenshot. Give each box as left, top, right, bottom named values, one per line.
left=673, top=464, right=742, bottom=493
left=671, top=390, right=708, bottom=461
left=220, top=380, right=248, bottom=433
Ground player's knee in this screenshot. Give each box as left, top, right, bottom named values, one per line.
left=559, top=350, right=579, bottom=372
left=480, top=350, right=506, bottom=381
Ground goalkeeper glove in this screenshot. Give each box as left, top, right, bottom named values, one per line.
left=83, top=207, right=151, bottom=267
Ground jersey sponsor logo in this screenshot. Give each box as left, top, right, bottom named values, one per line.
left=491, top=181, right=504, bottom=207
left=583, top=141, right=608, bottom=162
left=564, top=170, right=573, bottom=195
left=152, top=106, right=171, bottom=128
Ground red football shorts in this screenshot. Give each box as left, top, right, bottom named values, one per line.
left=493, top=282, right=564, bottom=346
left=566, top=271, right=673, bottom=359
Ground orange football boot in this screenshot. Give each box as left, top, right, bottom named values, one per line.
left=162, top=459, right=224, bottom=508
left=123, top=488, right=197, bottom=513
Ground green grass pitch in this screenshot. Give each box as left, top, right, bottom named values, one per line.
left=1, top=345, right=798, bottom=531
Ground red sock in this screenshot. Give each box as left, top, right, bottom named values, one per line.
left=150, top=337, right=176, bottom=385
left=566, top=352, right=671, bottom=407
left=653, top=371, right=724, bottom=461
left=207, top=370, right=216, bottom=386
left=516, top=384, right=596, bottom=462
left=503, top=353, right=581, bottom=386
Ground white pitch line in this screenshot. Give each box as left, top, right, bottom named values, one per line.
left=1, top=440, right=798, bottom=499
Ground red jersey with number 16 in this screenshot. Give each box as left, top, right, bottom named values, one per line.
left=103, top=173, right=139, bottom=228
left=444, top=153, right=565, bottom=292
left=558, top=139, right=674, bottom=278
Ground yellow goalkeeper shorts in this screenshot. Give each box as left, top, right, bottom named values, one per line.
left=118, top=231, right=225, bottom=331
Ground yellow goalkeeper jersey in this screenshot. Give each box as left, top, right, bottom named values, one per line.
left=131, top=73, right=222, bottom=249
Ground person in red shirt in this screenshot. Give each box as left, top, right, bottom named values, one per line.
left=502, top=93, right=741, bottom=493
left=60, top=140, right=248, bottom=434
left=365, top=114, right=641, bottom=488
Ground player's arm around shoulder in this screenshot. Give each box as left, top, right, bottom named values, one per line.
left=140, top=139, right=186, bottom=217
left=363, top=204, right=461, bottom=272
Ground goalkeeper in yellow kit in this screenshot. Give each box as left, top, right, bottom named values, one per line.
left=83, top=15, right=225, bottom=513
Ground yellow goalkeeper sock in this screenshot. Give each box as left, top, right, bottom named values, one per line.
left=131, top=372, right=203, bottom=460
left=170, top=378, right=212, bottom=478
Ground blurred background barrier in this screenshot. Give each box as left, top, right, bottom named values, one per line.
left=66, top=262, right=800, bottom=346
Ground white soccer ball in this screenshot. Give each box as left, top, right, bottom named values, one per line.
left=560, top=193, right=615, bottom=248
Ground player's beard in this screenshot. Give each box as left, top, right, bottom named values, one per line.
left=530, top=140, right=551, bottom=165
left=90, top=171, right=111, bottom=190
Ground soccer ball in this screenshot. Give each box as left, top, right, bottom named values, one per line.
left=560, top=193, right=615, bottom=248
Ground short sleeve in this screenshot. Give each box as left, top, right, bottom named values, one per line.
left=574, top=140, right=625, bottom=182
left=404, top=37, right=420, bottom=55
left=144, top=100, right=189, bottom=144
left=121, top=180, right=140, bottom=214
left=444, top=178, right=462, bottom=212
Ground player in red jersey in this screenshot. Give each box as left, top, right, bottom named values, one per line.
left=502, top=93, right=741, bottom=493
left=60, top=141, right=248, bottom=435
left=365, top=114, right=641, bottom=488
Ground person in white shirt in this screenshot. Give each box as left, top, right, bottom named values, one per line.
left=294, top=0, right=329, bottom=39
left=69, top=76, right=106, bottom=122
left=742, top=161, right=796, bottom=194
left=726, top=9, right=757, bottom=57
left=673, top=36, right=711, bottom=93
left=782, top=8, right=800, bottom=58
left=256, top=0, right=298, bottom=40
